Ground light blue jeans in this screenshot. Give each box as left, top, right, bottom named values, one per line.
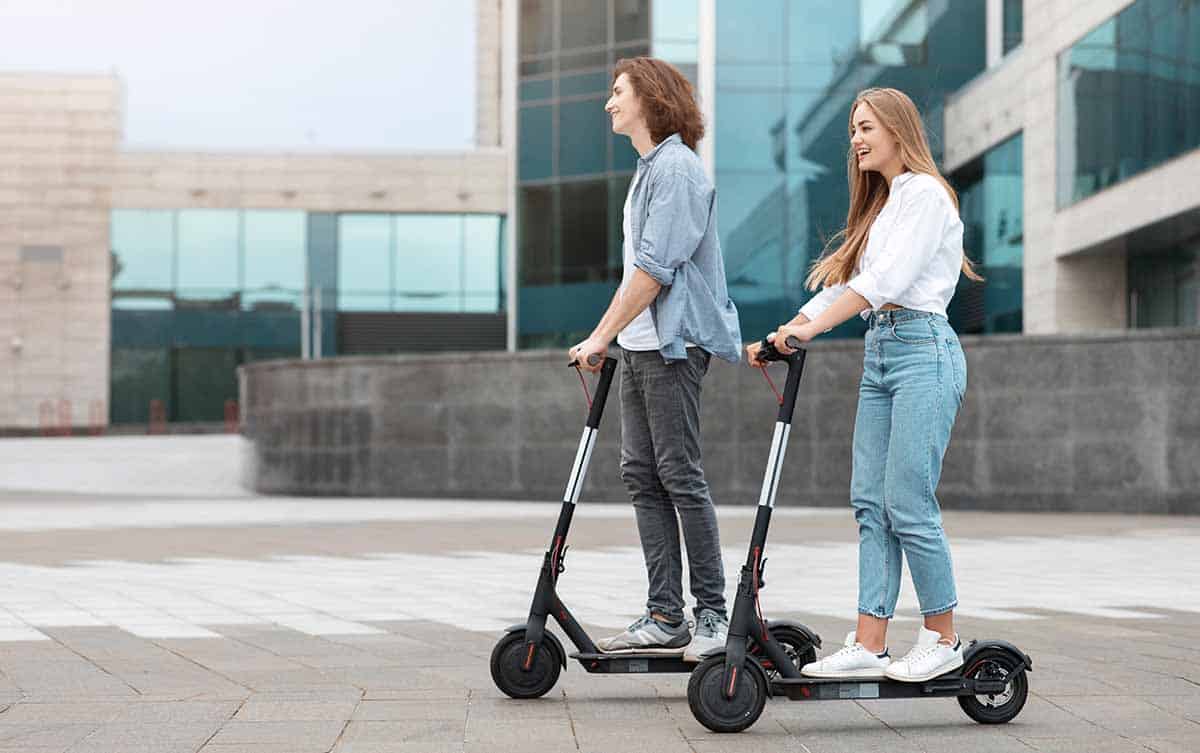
left=852, top=309, right=966, bottom=619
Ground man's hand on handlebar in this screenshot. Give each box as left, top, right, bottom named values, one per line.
left=749, top=333, right=805, bottom=365
left=568, top=337, right=609, bottom=373
left=745, top=340, right=769, bottom=367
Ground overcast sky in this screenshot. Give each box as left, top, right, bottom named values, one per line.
left=0, top=0, right=476, bottom=152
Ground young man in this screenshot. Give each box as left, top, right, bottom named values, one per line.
left=568, top=57, right=742, bottom=662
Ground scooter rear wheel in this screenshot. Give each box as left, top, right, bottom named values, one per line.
left=957, top=648, right=1029, bottom=724
left=490, top=630, right=562, bottom=699
left=687, top=653, right=768, bottom=733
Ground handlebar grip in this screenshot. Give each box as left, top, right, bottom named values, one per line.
left=567, top=353, right=603, bottom=368
left=755, top=334, right=806, bottom=363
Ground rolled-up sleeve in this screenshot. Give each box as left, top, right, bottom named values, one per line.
left=847, top=185, right=947, bottom=310
left=798, top=283, right=847, bottom=322
left=635, top=171, right=709, bottom=287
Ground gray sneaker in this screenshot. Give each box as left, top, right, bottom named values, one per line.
left=683, top=608, right=729, bottom=662
left=595, top=613, right=691, bottom=654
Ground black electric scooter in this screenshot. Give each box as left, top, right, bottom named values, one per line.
left=490, top=352, right=821, bottom=699
left=687, top=340, right=1033, bottom=733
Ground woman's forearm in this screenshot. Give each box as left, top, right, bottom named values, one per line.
left=807, top=289, right=871, bottom=332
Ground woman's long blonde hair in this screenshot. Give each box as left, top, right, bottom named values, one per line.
left=806, top=87, right=982, bottom=291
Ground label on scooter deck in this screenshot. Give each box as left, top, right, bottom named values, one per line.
left=569, top=652, right=694, bottom=674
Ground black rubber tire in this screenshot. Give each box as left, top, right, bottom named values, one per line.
left=957, top=649, right=1029, bottom=724
left=755, top=625, right=818, bottom=684
left=490, top=630, right=562, bottom=699
left=687, top=653, right=768, bottom=733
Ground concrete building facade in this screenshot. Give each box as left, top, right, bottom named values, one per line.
left=0, top=73, right=119, bottom=430
left=4, top=0, right=1198, bottom=434
left=0, top=0, right=513, bottom=431
left=944, top=0, right=1199, bottom=333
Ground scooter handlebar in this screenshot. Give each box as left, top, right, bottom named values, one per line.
left=568, top=353, right=603, bottom=368
left=755, top=335, right=804, bottom=363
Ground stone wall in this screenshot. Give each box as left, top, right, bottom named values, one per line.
left=241, top=329, right=1200, bottom=513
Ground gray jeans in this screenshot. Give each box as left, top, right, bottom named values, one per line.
left=619, top=346, right=726, bottom=622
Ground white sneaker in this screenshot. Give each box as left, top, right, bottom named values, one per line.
left=884, top=627, right=964, bottom=682
left=683, top=608, right=728, bottom=662
left=800, top=631, right=891, bottom=679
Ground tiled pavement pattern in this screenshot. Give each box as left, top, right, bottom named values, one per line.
left=0, top=497, right=1196, bottom=752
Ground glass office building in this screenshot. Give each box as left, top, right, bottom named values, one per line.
left=110, top=209, right=505, bottom=424
left=517, top=0, right=995, bottom=345
left=516, top=0, right=696, bottom=347
left=714, top=1, right=986, bottom=340
left=1057, top=0, right=1200, bottom=208
left=948, top=133, right=1023, bottom=334
left=1058, top=0, right=1200, bottom=328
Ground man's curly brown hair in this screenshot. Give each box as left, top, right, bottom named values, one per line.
left=612, top=57, right=705, bottom=152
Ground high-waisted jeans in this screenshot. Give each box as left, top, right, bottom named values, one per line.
left=853, top=309, right=965, bottom=619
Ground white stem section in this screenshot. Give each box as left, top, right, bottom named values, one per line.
left=698, top=0, right=716, bottom=182
left=563, top=426, right=598, bottom=504
left=300, top=289, right=310, bottom=361
left=757, top=421, right=791, bottom=508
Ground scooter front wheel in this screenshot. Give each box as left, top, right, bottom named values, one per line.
left=754, top=625, right=818, bottom=683
left=490, top=630, right=562, bottom=699
left=687, top=653, right=768, bottom=733
left=957, top=648, right=1029, bottom=724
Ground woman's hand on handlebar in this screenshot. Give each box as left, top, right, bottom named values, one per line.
left=773, top=322, right=817, bottom=355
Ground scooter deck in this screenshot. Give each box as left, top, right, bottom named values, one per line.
left=772, top=672, right=1010, bottom=701
left=570, top=651, right=694, bottom=674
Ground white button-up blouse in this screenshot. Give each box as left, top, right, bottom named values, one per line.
left=798, top=171, right=965, bottom=323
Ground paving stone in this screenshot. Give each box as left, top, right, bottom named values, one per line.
left=234, top=697, right=359, bottom=722
left=0, top=497, right=1196, bottom=752
left=203, top=720, right=346, bottom=749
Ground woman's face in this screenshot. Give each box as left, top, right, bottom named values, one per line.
left=605, top=73, right=643, bottom=136
left=850, top=101, right=900, bottom=175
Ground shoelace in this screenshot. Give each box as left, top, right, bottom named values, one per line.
left=697, top=613, right=722, bottom=637
left=826, top=643, right=867, bottom=663
left=627, top=615, right=655, bottom=632
left=902, top=643, right=943, bottom=665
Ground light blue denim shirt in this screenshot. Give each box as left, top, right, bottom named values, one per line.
left=628, top=134, right=742, bottom=363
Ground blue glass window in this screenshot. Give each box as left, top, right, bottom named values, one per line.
left=111, top=209, right=175, bottom=309
left=176, top=210, right=239, bottom=305
left=950, top=133, right=1024, bottom=334
left=464, top=215, right=505, bottom=312
left=337, top=214, right=392, bottom=312
left=1130, top=242, right=1199, bottom=328
left=1058, top=0, right=1200, bottom=206
left=519, top=105, right=554, bottom=180
left=558, top=98, right=608, bottom=176
left=1003, top=0, right=1023, bottom=54
left=243, top=210, right=306, bottom=310
left=395, top=215, right=462, bottom=312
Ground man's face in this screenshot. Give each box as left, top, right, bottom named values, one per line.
left=605, top=73, right=643, bottom=136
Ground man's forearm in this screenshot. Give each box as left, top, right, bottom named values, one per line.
left=591, top=288, right=624, bottom=341
left=593, top=269, right=662, bottom=342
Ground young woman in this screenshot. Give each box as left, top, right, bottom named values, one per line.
left=747, top=87, right=982, bottom=682
left=570, top=57, right=742, bottom=662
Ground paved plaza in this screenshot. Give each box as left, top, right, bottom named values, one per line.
left=0, top=481, right=1196, bottom=752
